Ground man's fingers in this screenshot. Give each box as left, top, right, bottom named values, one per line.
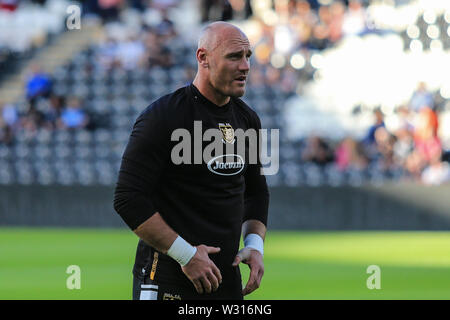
left=243, top=279, right=258, bottom=295
left=207, top=271, right=219, bottom=292
left=200, top=276, right=212, bottom=294
left=193, top=279, right=204, bottom=294
left=205, top=246, right=221, bottom=254
left=183, top=244, right=223, bottom=294
left=232, top=255, right=241, bottom=267
left=232, top=248, right=252, bottom=267
left=259, top=267, right=264, bottom=278
left=211, top=264, right=222, bottom=284
left=243, top=267, right=260, bottom=296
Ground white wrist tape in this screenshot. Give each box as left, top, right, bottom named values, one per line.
left=244, top=233, right=264, bottom=256
left=167, top=236, right=197, bottom=267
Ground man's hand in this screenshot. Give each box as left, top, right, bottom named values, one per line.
left=232, top=247, right=264, bottom=296
left=181, top=245, right=222, bottom=294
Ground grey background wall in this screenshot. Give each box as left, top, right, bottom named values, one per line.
left=1, top=184, right=450, bottom=230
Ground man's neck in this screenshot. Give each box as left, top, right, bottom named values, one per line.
left=193, top=77, right=230, bottom=107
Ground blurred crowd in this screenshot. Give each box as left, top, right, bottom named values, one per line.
left=0, top=64, right=91, bottom=144
left=1, top=0, right=449, bottom=185
left=0, top=0, right=183, bottom=146
left=301, top=84, right=450, bottom=185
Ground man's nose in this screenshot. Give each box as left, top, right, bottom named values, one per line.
left=239, top=57, right=250, bottom=71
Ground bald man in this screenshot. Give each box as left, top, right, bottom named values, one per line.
left=114, top=22, right=269, bottom=300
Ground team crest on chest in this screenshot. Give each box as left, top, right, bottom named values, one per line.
left=219, top=123, right=235, bottom=144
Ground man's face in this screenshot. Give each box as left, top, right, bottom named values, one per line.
left=207, top=32, right=252, bottom=98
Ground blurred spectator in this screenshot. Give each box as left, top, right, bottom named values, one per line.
left=405, top=150, right=425, bottom=180
left=146, top=43, right=174, bottom=68
left=116, top=34, right=146, bottom=70
left=415, top=135, right=441, bottom=169
left=0, top=0, right=19, bottom=11
left=44, top=95, right=65, bottom=129
left=151, top=0, right=179, bottom=10
left=327, top=0, right=345, bottom=43
left=21, top=101, right=45, bottom=134
left=1, top=102, right=19, bottom=129
left=98, top=0, right=124, bottom=22
left=309, top=21, right=329, bottom=50
left=0, top=122, right=13, bottom=145
left=421, top=151, right=450, bottom=185
left=395, top=105, right=414, bottom=133
left=373, top=126, right=396, bottom=170
left=289, top=0, right=318, bottom=48
left=142, top=28, right=175, bottom=68
left=0, top=102, right=17, bottom=145
left=155, top=7, right=177, bottom=39
left=342, top=0, right=366, bottom=36
left=363, top=108, right=385, bottom=146
left=335, top=136, right=367, bottom=170
left=393, top=128, right=414, bottom=167
left=294, top=0, right=318, bottom=24
left=84, top=0, right=125, bottom=23
left=58, top=97, right=89, bottom=129
left=301, top=136, right=334, bottom=166
left=409, top=82, right=434, bottom=113
left=25, top=65, right=52, bottom=101
left=96, top=37, right=120, bottom=70
left=201, top=0, right=233, bottom=22
left=316, top=4, right=332, bottom=40
left=228, top=0, right=252, bottom=20
left=414, top=107, right=440, bottom=166
left=414, top=106, right=439, bottom=142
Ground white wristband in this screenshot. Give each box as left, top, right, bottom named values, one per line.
left=244, top=233, right=264, bottom=256
left=167, top=236, right=197, bottom=267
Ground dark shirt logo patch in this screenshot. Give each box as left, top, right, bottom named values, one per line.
left=219, top=123, right=235, bottom=144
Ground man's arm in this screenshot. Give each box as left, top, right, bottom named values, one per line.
left=242, top=219, right=266, bottom=241
left=134, top=212, right=222, bottom=294
left=232, top=113, right=270, bottom=296
left=114, top=107, right=221, bottom=294
left=233, top=219, right=267, bottom=296
left=133, top=212, right=178, bottom=253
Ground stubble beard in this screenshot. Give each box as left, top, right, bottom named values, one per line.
left=218, top=81, right=246, bottom=99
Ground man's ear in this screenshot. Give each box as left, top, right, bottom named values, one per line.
left=196, top=48, right=209, bottom=68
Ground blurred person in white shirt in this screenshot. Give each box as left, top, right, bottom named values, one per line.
left=421, top=151, right=450, bottom=185
left=342, top=0, right=367, bottom=36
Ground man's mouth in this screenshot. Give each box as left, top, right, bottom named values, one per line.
left=234, top=76, right=247, bottom=83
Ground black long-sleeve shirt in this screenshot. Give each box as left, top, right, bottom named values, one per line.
left=114, top=83, right=269, bottom=293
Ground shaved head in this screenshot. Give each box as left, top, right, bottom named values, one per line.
left=193, top=21, right=252, bottom=106
left=198, top=22, right=248, bottom=52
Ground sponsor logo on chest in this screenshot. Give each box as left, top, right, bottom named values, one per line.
left=207, top=154, right=244, bottom=176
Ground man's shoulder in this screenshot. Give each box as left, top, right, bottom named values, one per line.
left=140, top=85, right=190, bottom=118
